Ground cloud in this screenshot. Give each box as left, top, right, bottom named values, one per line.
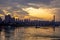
left=0, top=0, right=60, bottom=21
left=27, top=0, right=53, bottom=5
left=0, top=0, right=53, bottom=6
left=50, top=0, right=60, bottom=8
left=22, top=7, right=56, bottom=20
left=0, top=0, right=59, bottom=7
left=0, top=0, right=60, bottom=8
left=0, top=9, right=4, bottom=14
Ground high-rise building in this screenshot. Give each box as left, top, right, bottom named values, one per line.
left=0, top=17, right=2, bottom=23
left=5, top=15, right=12, bottom=23
left=52, top=15, right=55, bottom=22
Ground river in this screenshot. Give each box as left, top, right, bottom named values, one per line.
left=0, top=26, right=60, bottom=40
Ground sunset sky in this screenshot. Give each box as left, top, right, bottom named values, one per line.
left=0, top=0, right=60, bottom=21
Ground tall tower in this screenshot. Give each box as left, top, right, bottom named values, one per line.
left=52, top=15, right=55, bottom=31
left=52, top=15, right=55, bottom=22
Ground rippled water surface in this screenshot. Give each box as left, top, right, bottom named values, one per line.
left=0, top=26, right=60, bottom=40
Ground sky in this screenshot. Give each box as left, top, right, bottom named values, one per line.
left=0, top=0, right=60, bottom=21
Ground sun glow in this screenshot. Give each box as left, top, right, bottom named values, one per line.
left=13, top=13, right=19, bottom=19
left=23, top=7, right=55, bottom=20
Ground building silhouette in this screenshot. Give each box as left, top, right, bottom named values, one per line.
left=0, top=17, right=2, bottom=23
left=0, top=14, right=59, bottom=27
left=52, top=15, right=55, bottom=22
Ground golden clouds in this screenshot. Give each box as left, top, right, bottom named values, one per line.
left=2, top=10, right=11, bottom=15
left=0, top=14, right=4, bottom=16
left=23, top=7, right=55, bottom=21
left=0, top=7, right=56, bottom=21
left=2, top=10, right=8, bottom=15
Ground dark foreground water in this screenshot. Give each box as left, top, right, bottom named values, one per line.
left=0, top=26, right=60, bottom=40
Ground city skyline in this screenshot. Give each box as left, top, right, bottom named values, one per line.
left=0, top=9, right=57, bottom=21
left=0, top=14, right=60, bottom=27
left=0, top=0, right=60, bottom=40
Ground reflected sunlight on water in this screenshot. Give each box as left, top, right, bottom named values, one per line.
left=0, top=26, right=60, bottom=40
left=25, top=27, right=54, bottom=36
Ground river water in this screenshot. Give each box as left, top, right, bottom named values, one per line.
left=0, top=26, right=60, bottom=40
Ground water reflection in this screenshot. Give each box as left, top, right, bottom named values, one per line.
left=0, top=26, right=60, bottom=40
